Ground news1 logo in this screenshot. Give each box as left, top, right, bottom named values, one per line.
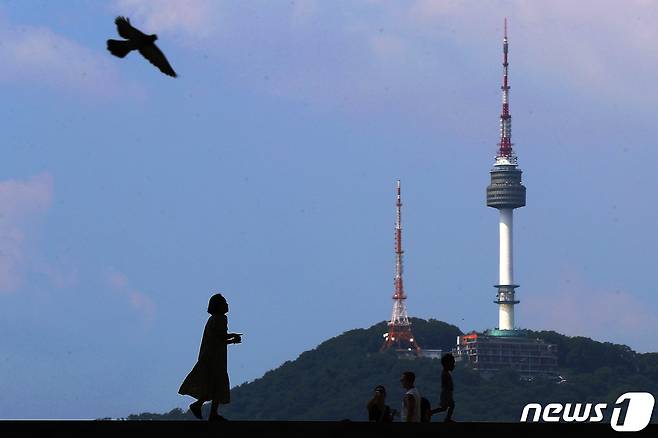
left=520, top=392, right=655, bottom=432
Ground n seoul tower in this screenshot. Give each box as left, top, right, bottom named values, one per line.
left=486, top=19, right=526, bottom=331
left=456, top=21, right=557, bottom=377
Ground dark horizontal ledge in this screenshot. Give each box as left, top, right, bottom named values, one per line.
left=1, top=420, right=655, bottom=438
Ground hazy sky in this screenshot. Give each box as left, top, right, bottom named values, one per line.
left=1, top=0, right=657, bottom=419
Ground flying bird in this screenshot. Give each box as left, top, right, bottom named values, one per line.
left=106, top=16, right=177, bottom=77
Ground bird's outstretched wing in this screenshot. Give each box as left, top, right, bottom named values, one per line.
left=139, top=43, right=177, bottom=77
left=115, top=16, right=146, bottom=40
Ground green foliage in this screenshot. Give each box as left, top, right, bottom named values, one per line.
left=127, top=408, right=192, bottom=420
left=528, top=330, right=639, bottom=373
left=130, top=319, right=658, bottom=422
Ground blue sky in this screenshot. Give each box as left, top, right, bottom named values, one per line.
left=1, top=0, right=657, bottom=419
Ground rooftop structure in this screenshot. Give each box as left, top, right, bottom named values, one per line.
left=456, top=330, right=558, bottom=378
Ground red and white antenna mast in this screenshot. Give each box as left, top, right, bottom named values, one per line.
left=383, top=180, right=420, bottom=352
left=497, top=17, right=516, bottom=164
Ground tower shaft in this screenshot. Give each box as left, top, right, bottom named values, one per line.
left=499, top=208, right=513, bottom=286
left=498, top=208, right=515, bottom=330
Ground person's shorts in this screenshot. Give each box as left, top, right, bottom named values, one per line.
left=440, top=392, right=455, bottom=408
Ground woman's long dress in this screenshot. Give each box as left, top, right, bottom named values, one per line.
left=178, top=314, right=230, bottom=403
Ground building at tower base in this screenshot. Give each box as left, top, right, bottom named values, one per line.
left=456, top=330, right=558, bottom=378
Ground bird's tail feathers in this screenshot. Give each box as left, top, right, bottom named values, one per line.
left=106, top=39, right=133, bottom=58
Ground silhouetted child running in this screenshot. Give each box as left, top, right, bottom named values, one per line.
left=431, top=353, right=456, bottom=422
left=179, top=293, right=242, bottom=421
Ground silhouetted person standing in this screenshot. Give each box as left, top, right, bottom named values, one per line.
left=367, top=385, right=395, bottom=422
left=179, top=293, right=241, bottom=421
left=431, top=353, right=456, bottom=422
left=400, top=371, right=421, bottom=423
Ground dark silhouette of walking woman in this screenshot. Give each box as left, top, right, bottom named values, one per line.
left=179, top=293, right=242, bottom=421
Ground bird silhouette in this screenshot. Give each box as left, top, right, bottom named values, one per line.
left=106, top=16, right=177, bottom=78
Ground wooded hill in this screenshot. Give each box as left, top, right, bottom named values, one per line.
left=127, top=319, right=658, bottom=422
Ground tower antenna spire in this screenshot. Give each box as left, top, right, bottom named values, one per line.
left=382, top=180, right=420, bottom=352
left=498, top=17, right=515, bottom=162
left=394, top=179, right=404, bottom=301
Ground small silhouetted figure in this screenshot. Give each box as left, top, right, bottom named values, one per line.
left=400, top=371, right=421, bottom=423
left=106, top=16, right=177, bottom=77
left=367, top=385, right=395, bottom=422
left=179, top=293, right=242, bottom=421
left=430, top=353, right=456, bottom=422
